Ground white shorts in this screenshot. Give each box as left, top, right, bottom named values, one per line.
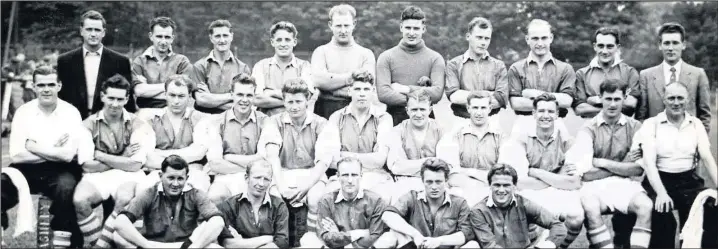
left=326, top=171, right=395, bottom=202
left=139, top=168, right=212, bottom=193
left=274, top=168, right=328, bottom=205
left=448, top=173, right=491, bottom=207
left=581, top=176, right=646, bottom=214
left=82, top=169, right=146, bottom=200
left=519, top=187, right=582, bottom=217
left=212, top=172, right=247, bottom=196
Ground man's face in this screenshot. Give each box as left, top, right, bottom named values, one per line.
left=422, top=170, right=447, bottom=200
left=466, top=27, right=492, bottom=56
left=533, top=100, right=558, bottom=129
left=33, top=74, right=61, bottom=106
left=594, top=34, right=619, bottom=65
left=338, top=161, right=362, bottom=197
left=246, top=165, right=272, bottom=199
left=283, top=92, right=309, bottom=119
left=600, top=90, right=625, bottom=119
left=329, top=14, right=355, bottom=45
left=159, top=167, right=188, bottom=197
left=232, top=83, right=256, bottom=114
left=659, top=33, right=685, bottom=64
left=101, top=87, right=129, bottom=116
left=165, top=83, right=190, bottom=115
left=349, top=81, right=374, bottom=109
left=467, top=97, right=491, bottom=126
left=400, top=19, right=425, bottom=46
left=663, top=84, right=688, bottom=116
left=80, top=18, right=105, bottom=47
left=406, top=98, right=431, bottom=128
left=210, top=27, right=233, bottom=52
left=525, top=24, right=553, bottom=56
left=490, top=174, right=515, bottom=207
left=150, top=25, right=174, bottom=54
left=271, top=29, right=297, bottom=58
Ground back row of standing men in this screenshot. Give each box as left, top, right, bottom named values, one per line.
left=2, top=3, right=716, bottom=249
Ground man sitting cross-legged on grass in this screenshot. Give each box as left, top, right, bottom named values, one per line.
left=113, top=155, right=225, bottom=248
left=373, top=158, right=478, bottom=249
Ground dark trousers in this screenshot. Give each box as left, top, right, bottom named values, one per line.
left=1, top=161, right=83, bottom=246
left=314, top=97, right=351, bottom=120
left=386, top=106, right=435, bottom=126
left=612, top=170, right=714, bottom=248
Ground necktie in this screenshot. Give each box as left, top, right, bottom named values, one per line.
left=670, top=67, right=677, bottom=83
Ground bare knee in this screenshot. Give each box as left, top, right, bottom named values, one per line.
left=630, top=193, right=653, bottom=221
left=73, top=181, right=100, bottom=210
left=580, top=194, right=602, bottom=216
left=307, top=183, right=325, bottom=212
left=563, top=210, right=585, bottom=228
left=207, top=184, right=229, bottom=205
left=114, top=182, right=137, bottom=211
left=462, top=240, right=480, bottom=248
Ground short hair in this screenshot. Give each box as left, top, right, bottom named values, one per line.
left=230, top=73, right=256, bottom=92
left=150, top=16, right=176, bottom=32
left=657, top=22, right=686, bottom=42
left=350, top=70, right=374, bottom=85
left=100, top=74, right=131, bottom=95
left=665, top=81, right=689, bottom=94
left=208, top=19, right=232, bottom=35
left=401, top=6, right=426, bottom=23
left=526, top=19, right=552, bottom=34
left=594, top=27, right=621, bottom=45
left=80, top=10, right=106, bottom=28
left=270, top=21, right=298, bottom=38
left=466, top=17, right=492, bottom=34
left=337, top=157, right=362, bottom=174
left=32, top=65, right=56, bottom=83
left=532, top=92, right=558, bottom=110
left=598, top=78, right=629, bottom=96
left=282, top=78, right=312, bottom=99
left=407, top=89, right=431, bottom=104
left=488, top=163, right=518, bottom=185
left=420, top=158, right=450, bottom=180
left=164, top=74, right=195, bottom=93
left=245, top=159, right=273, bottom=178
left=465, top=91, right=492, bottom=108
left=328, top=4, right=356, bottom=20
left=161, top=155, right=189, bottom=174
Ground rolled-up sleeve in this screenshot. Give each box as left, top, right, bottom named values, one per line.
left=493, top=63, right=509, bottom=108
left=444, top=58, right=461, bottom=99
left=356, top=196, right=387, bottom=248
left=507, top=65, right=524, bottom=98
left=470, top=207, right=500, bottom=248
left=317, top=197, right=353, bottom=248
left=120, top=188, right=153, bottom=223
left=457, top=200, right=473, bottom=241
left=257, top=118, right=282, bottom=157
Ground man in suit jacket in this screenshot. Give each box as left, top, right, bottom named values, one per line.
left=636, top=22, right=711, bottom=132
left=58, top=10, right=135, bottom=119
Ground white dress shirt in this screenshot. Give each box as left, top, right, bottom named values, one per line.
left=662, top=59, right=683, bottom=84
left=83, top=46, right=103, bottom=109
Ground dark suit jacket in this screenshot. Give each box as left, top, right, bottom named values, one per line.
left=57, top=47, right=135, bottom=119
left=636, top=62, right=712, bottom=132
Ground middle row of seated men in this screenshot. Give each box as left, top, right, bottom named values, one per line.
left=21, top=60, right=717, bottom=248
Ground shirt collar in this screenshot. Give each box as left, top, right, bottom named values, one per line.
left=656, top=111, right=695, bottom=127
left=97, top=109, right=132, bottom=124
left=589, top=56, right=622, bottom=69
left=594, top=112, right=628, bottom=126
left=461, top=50, right=490, bottom=64
left=526, top=52, right=555, bottom=66
left=460, top=121, right=502, bottom=136
left=157, top=107, right=193, bottom=120
left=206, top=49, right=236, bottom=63
left=416, top=191, right=452, bottom=206
left=269, top=55, right=298, bottom=68
left=341, top=104, right=382, bottom=119
left=527, top=122, right=561, bottom=140
left=227, top=108, right=258, bottom=123
left=335, top=189, right=365, bottom=203
left=237, top=192, right=272, bottom=207
left=157, top=182, right=193, bottom=194
left=662, top=59, right=683, bottom=73
left=487, top=194, right=517, bottom=207
left=142, top=46, right=174, bottom=59
left=83, top=46, right=104, bottom=57
left=281, top=111, right=315, bottom=128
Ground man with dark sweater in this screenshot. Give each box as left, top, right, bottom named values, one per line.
left=376, top=6, right=445, bottom=126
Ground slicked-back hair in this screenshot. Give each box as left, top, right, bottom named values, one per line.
left=230, top=73, right=257, bottom=92
left=407, top=89, right=431, bottom=104
left=80, top=10, right=106, bottom=28
left=465, top=90, right=492, bottom=109
left=161, top=155, right=189, bottom=174
left=164, top=74, right=195, bottom=94
left=526, top=19, right=552, bottom=34
left=599, top=78, right=629, bottom=96
left=32, top=65, right=56, bottom=83
left=100, top=74, right=131, bottom=95
left=420, top=158, right=451, bottom=180
left=467, top=17, right=492, bottom=34
left=350, top=70, right=374, bottom=85
left=401, top=6, right=426, bottom=23
left=594, top=27, right=621, bottom=45
left=208, top=19, right=232, bottom=35
left=150, top=16, right=176, bottom=32
left=282, top=78, right=312, bottom=99
left=488, top=163, right=518, bottom=185
left=245, top=159, right=273, bottom=178
left=657, top=22, right=686, bottom=42
left=532, top=92, right=558, bottom=110
left=337, top=157, right=363, bottom=174
left=270, top=21, right=298, bottom=38
left=328, top=4, right=357, bottom=20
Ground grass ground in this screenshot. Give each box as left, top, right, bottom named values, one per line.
left=2, top=91, right=716, bottom=248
